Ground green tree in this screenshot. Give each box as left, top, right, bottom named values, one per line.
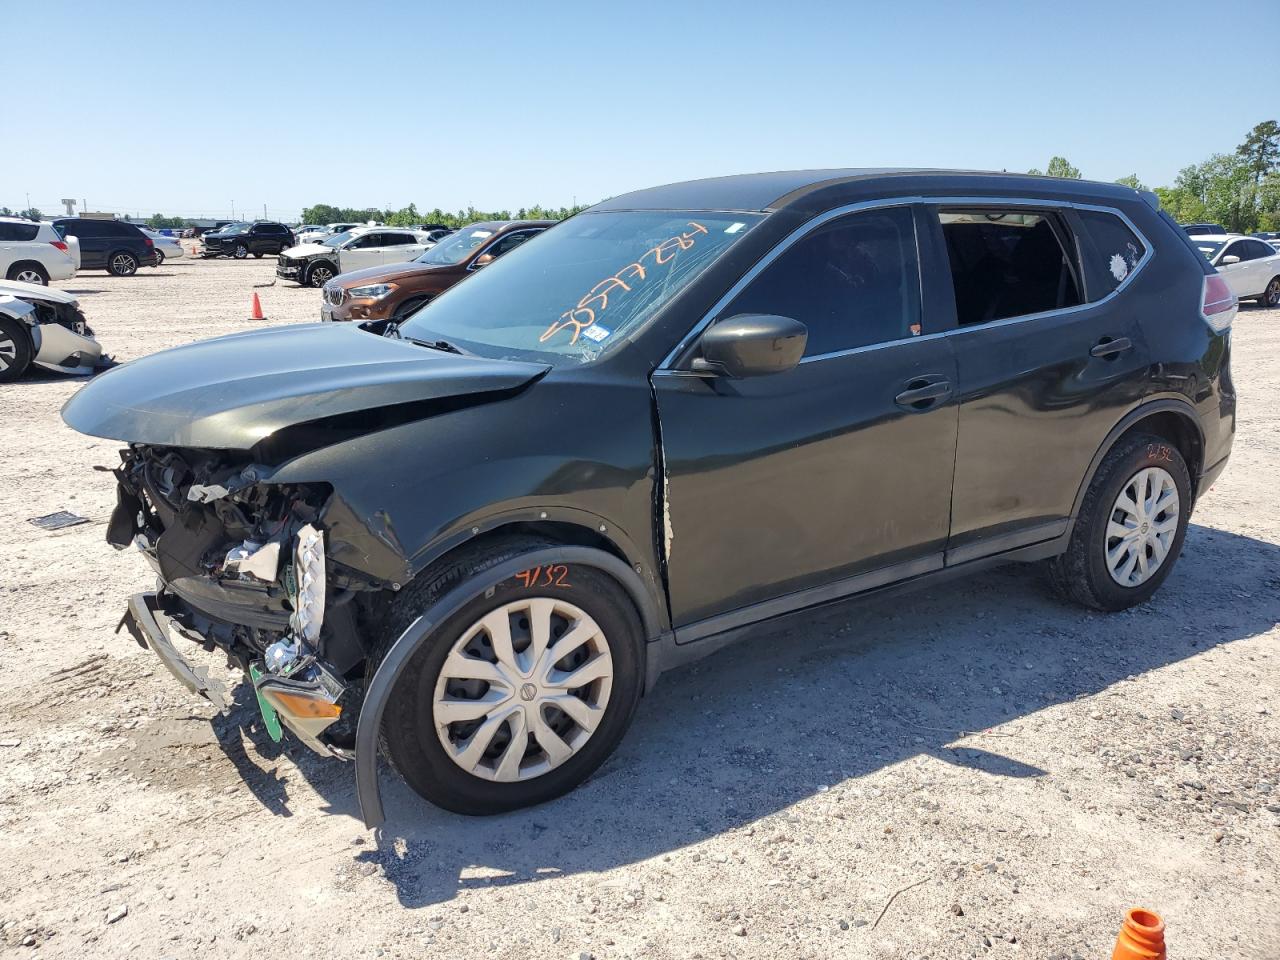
left=1153, top=186, right=1207, bottom=224
left=19, top=207, right=42, bottom=221
left=1237, top=121, right=1279, bottom=185
left=1176, top=153, right=1258, bottom=232
left=1115, top=174, right=1147, bottom=191
left=1029, top=156, right=1082, bottom=179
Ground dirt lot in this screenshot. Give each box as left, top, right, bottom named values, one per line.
left=0, top=255, right=1277, bottom=960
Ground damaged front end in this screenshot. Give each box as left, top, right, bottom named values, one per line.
left=111, top=445, right=383, bottom=757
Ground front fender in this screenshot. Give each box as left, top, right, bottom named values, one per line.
left=354, top=545, right=659, bottom=828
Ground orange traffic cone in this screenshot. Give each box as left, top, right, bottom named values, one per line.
left=1112, top=908, right=1165, bottom=960
left=249, top=292, right=265, bottom=321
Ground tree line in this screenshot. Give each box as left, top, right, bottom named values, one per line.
left=297, top=202, right=591, bottom=230
left=1028, top=120, right=1279, bottom=233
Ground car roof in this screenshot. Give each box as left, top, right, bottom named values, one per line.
left=1190, top=234, right=1239, bottom=242
left=589, top=168, right=1144, bottom=214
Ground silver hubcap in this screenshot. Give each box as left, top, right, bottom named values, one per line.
left=433, top=597, right=613, bottom=782
left=16, top=270, right=42, bottom=284
left=1268, top=280, right=1280, bottom=306
left=0, top=335, right=15, bottom=370
left=236, top=246, right=247, bottom=258
left=313, top=268, right=331, bottom=285
left=1106, top=466, right=1179, bottom=587
left=112, top=254, right=133, bottom=273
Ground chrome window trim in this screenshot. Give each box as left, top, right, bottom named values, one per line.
left=658, top=195, right=1155, bottom=370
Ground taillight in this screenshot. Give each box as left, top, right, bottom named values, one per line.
left=144, top=237, right=154, bottom=247
left=50, top=240, right=68, bottom=252
left=1201, top=274, right=1236, bottom=333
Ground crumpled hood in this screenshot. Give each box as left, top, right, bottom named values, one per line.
left=61, top=323, right=549, bottom=450
left=281, top=243, right=333, bottom=259
left=0, top=279, right=80, bottom=306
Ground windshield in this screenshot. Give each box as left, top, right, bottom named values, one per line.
left=399, top=210, right=764, bottom=363
left=221, top=222, right=250, bottom=235
left=416, top=224, right=502, bottom=265
left=1192, top=240, right=1227, bottom=260
left=321, top=230, right=355, bottom=247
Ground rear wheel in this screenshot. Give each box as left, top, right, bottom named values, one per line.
left=378, top=540, right=645, bottom=814
left=253, top=252, right=263, bottom=258
left=1048, top=432, right=1191, bottom=611
left=0, top=317, right=33, bottom=382
left=6, top=262, right=48, bottom=285
left=107, top=251, right=138, bottom=276
left=153, top=250, right=165, bottom=267
left=1263, top=276, right=1280, bottom=308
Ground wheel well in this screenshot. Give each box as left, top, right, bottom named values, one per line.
left=1118, top=410, right=1203, bottom=484
left=6, top=260, right=47, bottom=279
left=430, top=521, right=632, bottom=572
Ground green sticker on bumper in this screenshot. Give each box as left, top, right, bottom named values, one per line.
left=248, top=664, right=283, bottom=742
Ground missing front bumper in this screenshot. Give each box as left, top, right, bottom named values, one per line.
left=119, top=592, right=233, bottom=711
left=119, top=591, right=349, bottom=758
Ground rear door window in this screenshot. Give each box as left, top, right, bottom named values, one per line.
left=0, top=222, right=40, bottom=241
left=937, top=209, right=1081, bottom=325
left=1074, top=209, right=1147, bottom=297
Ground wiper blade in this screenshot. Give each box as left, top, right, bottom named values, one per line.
left=406, top=336, right=467, bottom=356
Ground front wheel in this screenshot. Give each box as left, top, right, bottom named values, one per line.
left=0, top=317, right=33, bottom=382
left=1047, top=432, right=1191, bottom=611
left=233, top=243, right=249, bottom=259
left=305, top=262, right=335, bottom=288
left=379, top=543, right=645, bottom=814
left=107, top=251, right=138, bottom=276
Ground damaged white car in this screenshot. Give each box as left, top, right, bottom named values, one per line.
left=0, top=279, right=109, bottom=382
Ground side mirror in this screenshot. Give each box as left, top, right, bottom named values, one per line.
left=1220, top=254, right=1241, bottom=265
left=472, top=252, right=495, bottom=269
left=692, top=314, right=807, bottom=378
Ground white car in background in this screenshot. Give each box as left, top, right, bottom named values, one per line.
left=1190, top=234, right=1280, bottom=308
left=139, top=228, right=185, bottom=266
left=276, top=227, right=433, bottom=287
left=0, top=279, right=106, bottom=381
left=295, top=222, right=363, bottom=246
left=0, top=217, right=77, bottom=285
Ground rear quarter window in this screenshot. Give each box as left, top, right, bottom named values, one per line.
left=0, top=222, right=40, bottom=241
left=1075, top=210, right=1147, bottom=298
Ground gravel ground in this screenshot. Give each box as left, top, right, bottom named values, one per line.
left=0, top=255, right=1277, bottom=960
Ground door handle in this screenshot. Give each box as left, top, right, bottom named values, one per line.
left=894, top=377, right=952, bottom=411
left=1090, top=336, right=1132, bottom=359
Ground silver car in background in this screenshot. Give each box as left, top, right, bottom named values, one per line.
left=0, top=279, right=108, bottom=381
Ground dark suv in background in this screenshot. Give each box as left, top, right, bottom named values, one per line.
left=63, top=169, right=1235, bottom=826
left=201, top=221, right=294, bottom=259
left=53, top=218, right=157, bottom=276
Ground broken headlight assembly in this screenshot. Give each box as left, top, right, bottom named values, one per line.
left=111, top=446, right=365, bottom=756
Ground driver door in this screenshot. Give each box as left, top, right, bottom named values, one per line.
left=339, top=233, right=387, bottom=272
left=652, top=205, right=959, bottom=638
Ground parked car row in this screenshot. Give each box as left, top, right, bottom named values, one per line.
left=1186, top=233, right=1280, bottom=306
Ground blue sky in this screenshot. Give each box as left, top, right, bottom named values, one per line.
left=5, top=1, right=1277, bottom=221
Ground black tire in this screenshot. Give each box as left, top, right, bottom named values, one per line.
left=1262, top=276, right=1280, bottom=308
left=376, top=537, right=645, bottom=815
left=107, top=251, right=138, bottom=276
left=305, top=261, right=336, bottom=288
left=153, top=250, right=165, bottom=267
left=6, top=262, right=48, bottom=285
left=1047, top=432, right=1192, bottom=612
left=233, top=243, right=249, bottom=259
left=253, top=252, right=263, bottom=259
left=391, top=294, right=430, bottom=323
left=0, top=316, right=33, bottom=382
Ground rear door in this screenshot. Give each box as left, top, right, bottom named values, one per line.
left=935, top=202, right=1153, bottom=563
left=654, top=204, right=959, bottom=635
left=0, top=220, right=40, bottom=274
left=62, top=220, right=107, bottom=268
left=377, top=232, right=424, bottom=265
